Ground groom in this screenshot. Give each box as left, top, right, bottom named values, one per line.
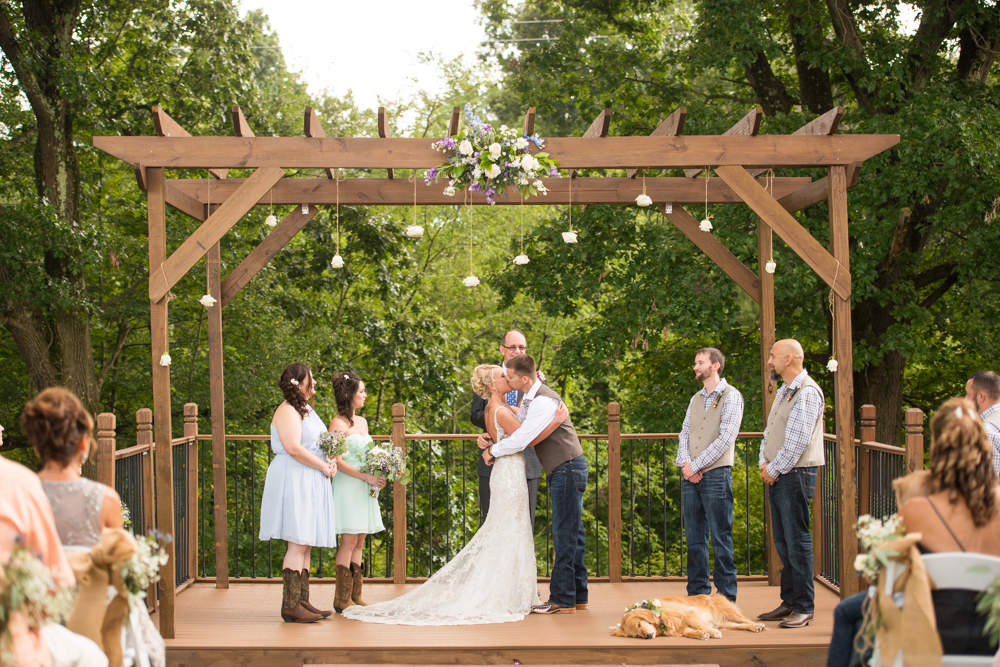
left=477, top=353, right=588, bottom=614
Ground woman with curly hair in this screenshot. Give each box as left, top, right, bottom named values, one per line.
left=259, top=363, right=338, bottom=623
left=827, top=397, right=1000, bottom=666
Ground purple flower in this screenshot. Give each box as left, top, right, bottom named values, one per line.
left=548, top=166, right=560, bottom=177
left=484, top=124, right=491, bottom=131
left=470, top=182, right=481, bottom=193
left=440, top=137, right=456, bottom=149
left=424, top=167, right=438, bottom=183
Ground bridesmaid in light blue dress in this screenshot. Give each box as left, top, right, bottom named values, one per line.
left=258, top=362, right=338, bottom=623
left=329, top=371, right=386, bottom=613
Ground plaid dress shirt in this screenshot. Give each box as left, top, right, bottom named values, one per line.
left=675, top=379, right=745, bottom=472
left=758, top=369, right=824, bottom=478
left=981, top=404, right=1000, bottom=476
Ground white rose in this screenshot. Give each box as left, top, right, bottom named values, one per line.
left=699, top=219, right=713, bottom=232
left=369, top=446, right=386, bottom=456
left=331, top=254, right=344, bottom=268
left=562, top=231, right=578, bottom=244
left=515, top=137, right=528, bottom=150
left=199, top=294, right=217, bottom=308
left=159, top=354, right=172, bottom=367
left=489, top=142, right=502, bottom=159
left=405, top=225, right=424, bottom=238
left=765, top=260, right=776, bottom=274
left=827, top=358, right=839, bottom=372
left=513, top=254, right=530, bottom=265
left=459, top=140, right=473, bottom=156
left=520, top=155, right=537, bottom=172
left=486, top=164, right=502, bottom=179
left=635, top=193, right=653, bottom=207
left=463, top=275, right=480, bottom=287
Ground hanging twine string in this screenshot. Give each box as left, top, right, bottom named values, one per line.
left=520, top=194, right=525, bottom=254
left=409, top=171, right=418, bottom=227
left=704, top=167, right=710, bottom=220
left=335, top=168, right=345, bottom=254
left=765, top=168, right=775, bottom=197
left=828, top=260, right=844, bottom=365
left=568, top=174, right=573, bottom=232
left=467, top=191, right=474, bottom=275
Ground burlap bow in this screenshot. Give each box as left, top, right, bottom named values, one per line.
left=875, top=532, right=943, bottom=667
left=66, top=528, right=138, bottom=667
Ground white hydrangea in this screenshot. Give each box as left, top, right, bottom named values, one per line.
left=515, top=137, right=529, bottom=150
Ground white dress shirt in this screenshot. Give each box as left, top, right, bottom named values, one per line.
left=491, top=379, right=558, bottom=458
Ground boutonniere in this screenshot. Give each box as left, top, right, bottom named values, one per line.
left=786, top=387, right=800, bottom=403
left=710, top=388, right=727, bottom=409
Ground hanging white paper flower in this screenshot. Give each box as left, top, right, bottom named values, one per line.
left=513, top=254, right=530, bottom=265
left=827, top=358, right=839, bottom=372
left=562, top=231, right=578, bottom=244
left=331, top=254, right=344, bottom=268
left=635, top=193, right=653, bottom=207
left=405, top=225, right=424, bottom=238
left=765, top=260, right=776, bottom=274
left=199, top=294, right=217, bottom=308
left=463, top=275, right=480, bottom=287
left=264, top=214, right=278, bottom=227
left=159, top=354, right=172, bottom=367
left=699, top=218, right=714, bottom=232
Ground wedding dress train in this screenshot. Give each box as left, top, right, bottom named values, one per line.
left=342, top=409, right=539, bottom=625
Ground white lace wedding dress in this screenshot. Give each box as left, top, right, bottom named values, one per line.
left=342, top=407, right=539, bottom=625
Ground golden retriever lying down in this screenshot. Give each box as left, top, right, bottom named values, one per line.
left=610, top=594, right=765, bottom=640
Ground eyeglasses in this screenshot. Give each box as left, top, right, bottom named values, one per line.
left=502, top=344, right=527, bottom=352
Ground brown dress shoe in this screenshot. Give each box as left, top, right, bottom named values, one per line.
left=757, top=605, right=794, bottom=621
left=778, top=611, right=814, bottom=628
left=575, top=603, right=589, bottom=610
left=299, top=569, right=333, bottom=618
left=531, top=602, right=576, bottom=614
left=280, top=569, right=322, bottom=623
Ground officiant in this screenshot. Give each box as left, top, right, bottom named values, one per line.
left=470, top=329, right=543, bottom=526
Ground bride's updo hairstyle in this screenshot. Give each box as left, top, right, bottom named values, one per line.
left=332, top=371, right=363, bottom=427
left=279, top=363, right=313, bottom=419
left=22, top=387, right=95, bottom=468
left=471, top=365, right=499, bottom=400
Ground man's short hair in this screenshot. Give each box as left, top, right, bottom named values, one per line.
left=969, top=371, right=1000, bottom=401
left=506, top=353, right=536, bottom=379
left=695, top=347, right=725, bottom=374
left=501, top=329, right=526, bottom=347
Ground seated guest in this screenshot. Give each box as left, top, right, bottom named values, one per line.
left=24, top=388, right=165, bottom=667
left=827, top=397, right=1000, bottom=666
left=0, top=431, right=105, bottom=667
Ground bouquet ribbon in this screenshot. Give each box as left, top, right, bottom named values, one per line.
left=66, top=528, right=138, bottom=667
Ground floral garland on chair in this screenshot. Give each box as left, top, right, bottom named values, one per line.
left=426, top=104, right=559, bottom=204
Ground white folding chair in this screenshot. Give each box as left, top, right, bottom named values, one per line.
left=874, top=553, right=1000, bottom=667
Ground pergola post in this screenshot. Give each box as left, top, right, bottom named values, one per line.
left=829, top=165, right=859, bottom=599
left=392, top=403, right=407, bottom=583
left=757, top=218, right=781, bottom=586
left=147, top=166, right=176, bottom=637
left=207, top=240, right=229, bottom=588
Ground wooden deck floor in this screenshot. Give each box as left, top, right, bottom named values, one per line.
left=156, top=581, right=838, bottom=667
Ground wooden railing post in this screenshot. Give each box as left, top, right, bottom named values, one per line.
left=392, top=403, right=407, bottom=583
left=183, top=404, right=199, bottom=580
left=96, top=413, right=116, bottom=489
left=905, top=408, right=924, bottom=474
left=137, top=408, right=156, bottom=611
left=607, top=402, right=622, bottom=582
left=858, top=405, right=875, bottom=517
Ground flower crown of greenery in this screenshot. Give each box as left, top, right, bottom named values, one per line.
left=610, top=599, right=667, bottom=631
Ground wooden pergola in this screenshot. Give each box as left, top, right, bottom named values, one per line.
left=94, top=103, right=898, bottom=637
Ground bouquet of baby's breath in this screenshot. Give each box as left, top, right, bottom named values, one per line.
left=360, top=445, right=410, bottom=498
left=120, top=532, right=170, bottom=598
left=853, top=514, right=905, bottom=580
left=317, top=430, right=347, bottom=461
left=0, top=546, right=75, bottom=665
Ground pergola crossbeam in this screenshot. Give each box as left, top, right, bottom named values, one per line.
left=378, top=107, right=394, bottom=179
left=747, top=107, right=844, bottom=177
left=448, top=106, right=460, bottom=136
left=685, top=107, right=762, bottom=177
left=165, top=182, right=208, bottom=221
left=778, top=162, right=860, bottom=214
left=627, top=107, right=686, bottom=178
left=522, top=107, right=535, bottom=136
left=151, top=106, right=227, bottom=179
left=232, top=105, right=255, bottom=138
left=569, top=109, right=611, bottom=177
left=304, top=106, right=336, bottom=180
left=149, top=167, right=285, bottom=302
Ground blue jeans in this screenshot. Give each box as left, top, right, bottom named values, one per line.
left=768, top=466, right=816, bottom=614
left=682, top=466, right=738, bottom=601
left=547, top=455, right=589, bottom=607
left=828, top=591, right=868, bottom=667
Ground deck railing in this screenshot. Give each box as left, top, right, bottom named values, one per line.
left=95, top=401, right=924, bottom=603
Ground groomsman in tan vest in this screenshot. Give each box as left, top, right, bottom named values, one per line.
left=757, top=339, right=825, bottom=629
left=965, top=371, right=1000, bottom=475
left=675, top=347, right=744, bottom=602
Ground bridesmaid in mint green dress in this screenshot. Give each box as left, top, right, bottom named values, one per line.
left=329, top=371, right=386, bottom=613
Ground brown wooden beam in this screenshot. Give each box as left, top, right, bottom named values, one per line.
left=304, top=106, right=336, bottom=180
left=776, top=162, right=860, bottom=214
left=134, top=163, right=147, bottom=191
left=219, top=205, right=319, bottom=307
left=170, top=176, right=812, bottom=207
left=569, top=109, right=611, bottom=177
left=522, top=107, right=535, bottom=136
left=448, top=107, right=460, bottom=137
left=715, top=165, right=852, bottom=299
left=164, top=182, right=208, bottom=221
left=627, top=107, right=686, bottom=178
left=378, top=107, right=394, bottom=179
left=685, top=107, right=762, bottom=177
left=93, top=134, right=899, bottom=170
left=232, top=105, right=254, bottom=138
left=206, top=241, right=228, bottom=589
left=149, top=167, right=285, bottom=303
left=662, top=204, right=760, bottom=303
left=151, top=106, right=227, bottom=179
left=747, top=107, right=844, bottom=177
left=757, top=218, right=781, bottom=586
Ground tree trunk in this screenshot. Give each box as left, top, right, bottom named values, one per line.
left=787, top=13, right=834, bottom=114
left=853, top=349, right=906, bottom=446
left=743, top=51, right=794, bottom=116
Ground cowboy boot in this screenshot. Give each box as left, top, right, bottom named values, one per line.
left=281, top=568, right=322, bottom=623
left=300, top=569, right=332, bottom=618
left=351, top=561, right=369, bottom=606
left=334, top=564, right=355, bottom=613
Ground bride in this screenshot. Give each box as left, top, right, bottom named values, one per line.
left=342, top=364, right=569, bottom=625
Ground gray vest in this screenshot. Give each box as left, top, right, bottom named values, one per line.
left=763, top=375, right=826, bottom=468
left=531, top=384, right=585, bottom=474
left=687, top=386, right=738, bottom=472
left=983, top=409, right=1000, bottom=430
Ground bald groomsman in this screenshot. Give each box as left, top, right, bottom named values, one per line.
left=966, top=371, right=1000, bottom=475
left=757, top=339, right=824, bottom=629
